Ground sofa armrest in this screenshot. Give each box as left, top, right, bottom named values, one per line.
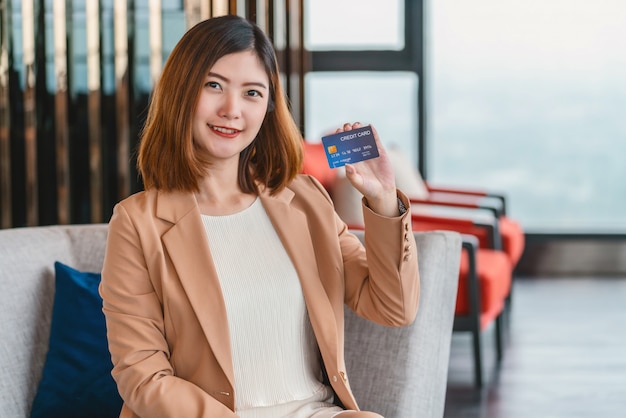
left=344, top=230, right=462, bottom=418
left=0, top=224, right=109, bottom=418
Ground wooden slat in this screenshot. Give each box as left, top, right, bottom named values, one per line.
left=246, top=0, right=257, bottom=22
left=252, top=0, right=265, bottom=27
left=287, top=0, right=305, bottom=130
left=114, top=0, right=130, bottom=200
left=212, top=0, right=229, bottom=17
left=184, top=0, right=201, bottom=28
left=22, top=0, right=38, bottom=226
left=149, top=0, right=163, bottom=84
left=270, top=0, right=284, bottom=71
left=265, top=0, right=274, bottom=43
left=273, top=0, right=306, bottom=131
left=86, top=0, right=102, bottom=222
left=0, top=0, right=11, bottom=228
left=1, top=0, right=307, bottom=227
left=53, top=0, right=70, bottom=224
left=202, top=0, right=212, bottom=21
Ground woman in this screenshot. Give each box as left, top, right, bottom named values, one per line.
left=100, top=14, right=419, bottom=418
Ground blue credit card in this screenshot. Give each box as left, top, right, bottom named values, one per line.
left=321, top=125, right=380, bottom=168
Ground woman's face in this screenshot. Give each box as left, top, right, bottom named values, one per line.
left=192, top=50, right=270, bottom=166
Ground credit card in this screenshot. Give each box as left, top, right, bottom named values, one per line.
left=321, top=125, right=380, bottom=168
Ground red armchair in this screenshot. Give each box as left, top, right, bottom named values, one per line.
left=301, top=140, right=514, bottom=387
left=411, top=183, right=525, bottom=268
left=411, top=214, right=512, bottom=387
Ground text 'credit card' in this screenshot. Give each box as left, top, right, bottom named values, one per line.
left=321, top=125, right=380, bottom=168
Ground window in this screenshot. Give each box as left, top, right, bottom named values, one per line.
left=304, top=0, right=404, bottom=51
left=304, top=0, right=421, bottom=166
left=428, top=0, right=626, bottom=232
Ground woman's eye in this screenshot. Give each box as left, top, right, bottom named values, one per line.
left=206, top=81, right=220, bottom=89
left=246, top=90, right=262, bottom=98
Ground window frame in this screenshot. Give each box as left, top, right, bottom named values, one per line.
left=306, top=0, right=426, bottom=176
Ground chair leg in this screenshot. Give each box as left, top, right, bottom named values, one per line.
left=462, top=238, right=483, bottom=388
left=495, top=313, right=504, bottom=362
left=504, top=290, right=512, bottom=320
left=471, top=321, right=483, bottom=388
left=504, top=271, right=515, bottom=323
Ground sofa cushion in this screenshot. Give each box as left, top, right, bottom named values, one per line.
left=29, top=262, right=122, bottom=418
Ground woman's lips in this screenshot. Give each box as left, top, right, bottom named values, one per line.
left=209, top=124, right=240, bottom=138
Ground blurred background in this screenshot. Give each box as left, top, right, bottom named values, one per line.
left=2, top=1, right=626, bottom=416
left=2, top=0, right=624, bottom=234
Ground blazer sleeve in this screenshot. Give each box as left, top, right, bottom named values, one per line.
left=339, top=190, right=420, bottom=327
left=100, top=203, right=237, bottom=418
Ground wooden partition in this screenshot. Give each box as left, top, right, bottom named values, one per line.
left=0, top=0, right=305, bottom=228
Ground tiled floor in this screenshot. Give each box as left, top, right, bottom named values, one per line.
left=444, top=276, right=626, bottom=418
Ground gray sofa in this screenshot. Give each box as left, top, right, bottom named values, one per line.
left=0, top=224, right=461, bottom=418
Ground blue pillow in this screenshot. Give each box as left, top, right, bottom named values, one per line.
left=30, top=262, right=123, bottom=418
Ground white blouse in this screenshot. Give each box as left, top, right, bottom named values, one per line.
left=201, top=198, right=343, bottom=418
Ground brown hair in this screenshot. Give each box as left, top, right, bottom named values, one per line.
left=137, top=15, right=303, bottom=194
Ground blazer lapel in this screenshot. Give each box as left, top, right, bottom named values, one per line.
left=156, top=190, right=235, bottom=390
left=260, top=187, right=340, bottom=364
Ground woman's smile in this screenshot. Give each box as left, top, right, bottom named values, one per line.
left=209, top=124, right=241, bottom=138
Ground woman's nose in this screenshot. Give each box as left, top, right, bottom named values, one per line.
left=219, top=93, right=241, bottom=119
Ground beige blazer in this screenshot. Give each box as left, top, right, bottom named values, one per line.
left=100, top=174, right=419, bottom=418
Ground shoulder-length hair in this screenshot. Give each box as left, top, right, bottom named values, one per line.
left=137, top=14, right=303, bottom=194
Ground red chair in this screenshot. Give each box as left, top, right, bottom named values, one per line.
left=385, top=147, right=523, bottom=331
left=302, top=141, right=338, bottom=192
left=411, top=214, right=512, bottom=387
left=384, top=147, right=525, bottom=269
left=301, top=140, right=513, bottom=387
left=410, top=184, right=525, bottom=268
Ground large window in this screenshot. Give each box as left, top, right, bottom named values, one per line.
left=428, top=0, right=626, bottom=233
left=304, top=0, right=421, bottom=166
